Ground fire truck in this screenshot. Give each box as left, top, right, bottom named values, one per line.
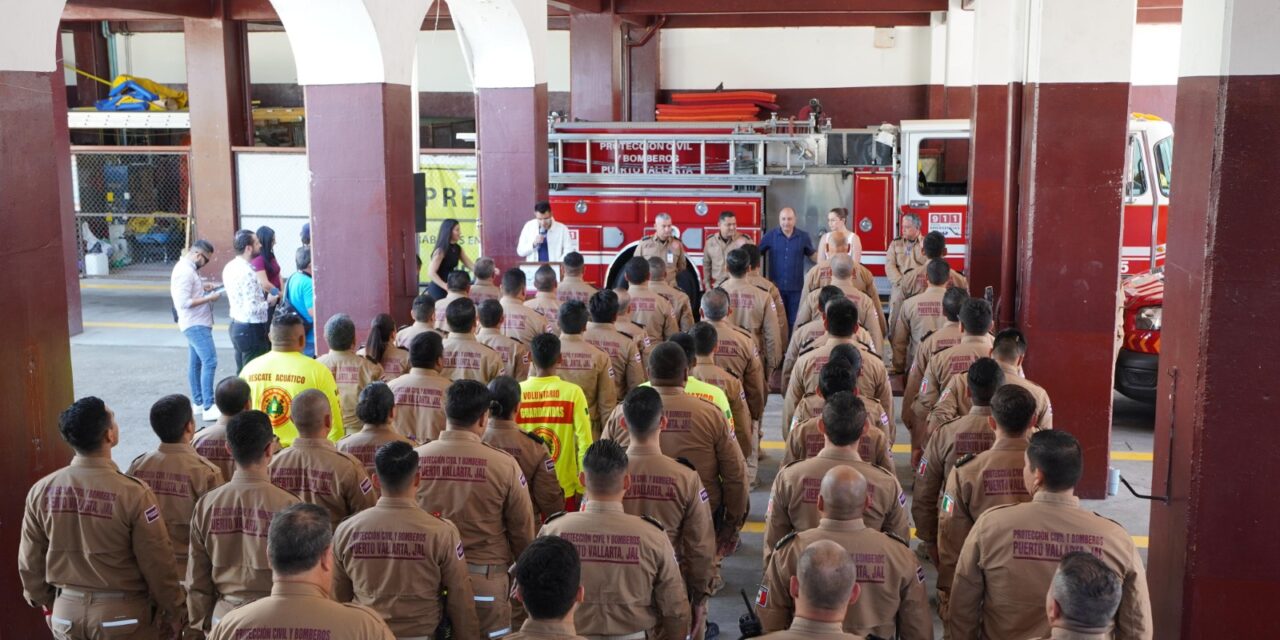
left=546, top=113, right=1173, bottom=290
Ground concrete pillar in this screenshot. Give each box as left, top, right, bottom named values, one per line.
left=627, top=24, right=660, bottom=121
left=271, top=0, right=432, bottom=333
left=183, top=14, right=251, bottom=273
left=1147, top=1, right=1280, bottom=635
left=68, top=22, right=111, bottom=106
left=569, top=9, right=622, bottom=121
left=1015, top=0, right=1135, bottom=498
left=54, top=34, right=83, bottom=335
left=0, top=1, right=76, bottom=633
left=966, top=0, right=1024, bottom=327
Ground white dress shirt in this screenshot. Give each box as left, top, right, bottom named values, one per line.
left=516, top=219, right=577, bottom=263
left=222, top=256, right=269, bottom=324
left=170, top=257, right=214, bottom=331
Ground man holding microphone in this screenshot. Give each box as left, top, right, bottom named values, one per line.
left=517, top=201, right=576, bottom=264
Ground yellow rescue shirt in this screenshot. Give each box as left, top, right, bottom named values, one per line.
left=517, top=375, right=594, bottom=497
left=642, top=377, right=734, bottom=424
left=240, top=350, right=344, bottom=446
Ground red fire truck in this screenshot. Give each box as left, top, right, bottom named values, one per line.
left=546, top=114, right=1172, bottom=290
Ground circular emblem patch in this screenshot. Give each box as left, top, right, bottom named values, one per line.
left=531, top=427, right=563, bottom=462
left=260, top=387, right=292, bottom=428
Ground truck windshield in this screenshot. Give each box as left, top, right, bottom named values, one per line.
left=916, top=138, right=969, bottom=196
left=1154, top=136, right=1172, bottom=197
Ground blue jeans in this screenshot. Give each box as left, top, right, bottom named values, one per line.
left=183, top=325, right=218, bottom=408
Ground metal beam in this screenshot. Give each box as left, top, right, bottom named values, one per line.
left=1137, top=7, right=1181, bottom=22
left=63, top=0, right=215, bottom=20
left=662, top=12, right=931, bottom=28
left=615, top=0, right=945, bottom=14
left=549, top=0, right=605, bottom=12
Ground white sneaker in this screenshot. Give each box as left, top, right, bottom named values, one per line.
left=191, top=402, right=202, bottom=417
left=202, top=405, right=222, bottom=421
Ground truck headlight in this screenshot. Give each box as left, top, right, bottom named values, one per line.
left=1135, top=306, right=1162, bottom=331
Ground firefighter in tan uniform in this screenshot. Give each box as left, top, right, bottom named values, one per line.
left=885, top=214, right=927, bottom=351
left=911, top=298, right=994, bottom=451
left=502, top=267, right=555, bottom=346
left=602, top=343, right=750, bottom=556
left=433, top=271, right=473, bottom=331
left=188, top=410, right=301, bottom=635
left=194, top=378, right=252, bottom=482
left=527, top=265, right=563, bottom=326
left=318, top=314, right=384, bottom=435
left=690, top=322, right=753, bottom=464
left=268, top=390, right=376, bottom=527
left=20, top=397, right=187, bottom=639
left=757, top=540, right=865, bottom=640
left=415, top=380, right=537, bottom=638
left=479, top=299, right=533, bottom=381
left=648, top=257, right=695, bottom=331
left=556, top=300, right=618, bottom=439
left=929, top=328, right=1054, bottom=432
left=508, top=537, right=590, bottom=640
left=898, top=231, right=969, bottom=304
left=948, top=430, right=1153, bottom=640
left=623, top=257, right=680, bottom=342
left=795, top=254, right=884, bottom=349
left=557, top=252, right=600, bottom=305
left=584, top=290, right=648, bottom=397
left=783, top=287, right=877, bottom=387
left=799, top=254, right=879, bottom=305
left=901, top=288, right=969, bottom=440
left=1033, top=553, right=1128, bottom=640
left=126, top=395, right=226, bottom=575
left=485, top=377, right=567, bottom=523
left=208, top=504, right=395, bottom=640
left=912, top=359, right=1005, bottom=562
left=442, top=298, right=505, bottom=384
left=744, top=243, right=791, bottom=347
left=472, top=256, right=504, bottom=305
left=702, top=212, right=751, bottom=289
left=396, top=292, right=445, bottom=350
left=333, top=441, right=480, bottom=638
left=892, top=259, right=951, bottom=374
left=759, top=466, right=932, bottom=640
left=789, top=343, right=886, bottom=429
left=701, top=289, right=767, bottom=431
left=784, top=360, right=893, bottom=474
left=936, top=385, right=1039, bottom=625
left=719, top=248, right=782, bottom=376
left=338, top=382, right=416, bottom=473
left=387, top=332, right=452, bottom=443
left=618, top=387, right=717, bottom=639
left=764, top=393, right=909, bottom=557
left=637, top=212, right=688, bottom=284
left=538, top=440, right=692, bottom=640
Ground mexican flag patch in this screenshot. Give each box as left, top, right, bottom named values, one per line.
left=941, top=494, right=955, bottom=514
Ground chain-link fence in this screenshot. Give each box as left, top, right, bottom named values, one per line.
left=72, top=148, right=191, bottom=279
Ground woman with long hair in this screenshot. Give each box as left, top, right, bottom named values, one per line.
left=250, top=225, right=283, bottom=295
left=426, top=218, right=473, bottom=299
left=357, top=313, right=410, bottom=381
left=817, top=207, right=863, bottom=265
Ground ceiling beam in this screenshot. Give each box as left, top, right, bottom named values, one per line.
left=615, top=0, right=945, bottom=14
left=63, top=0, right=215, bottom=20
left=1137, top=7, right=1181, bottom=22
left=1137, top=0, right=1180, bottom=7
left=661, top=12, right=931, bottom=28
left=548, top=0, right=605, bottom=12
left=227, top=0, right=276, bottom=20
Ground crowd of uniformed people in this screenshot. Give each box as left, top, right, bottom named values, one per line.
left=21, top=215, right=1152, bottom=640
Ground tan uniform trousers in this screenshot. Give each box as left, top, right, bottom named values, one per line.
left=470, top=563, right=513, bottom=638
left=49, top=590, right=155, bottom=640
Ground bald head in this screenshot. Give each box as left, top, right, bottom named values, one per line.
left=819, top=465, right=868, bottom=520
left=291, top=389, right=332, bottom=438
left=796, top=540, right=858, bottom=613
left=829, top=253, right=854, bottom=279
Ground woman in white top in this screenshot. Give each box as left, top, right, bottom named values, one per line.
left=817, top=207, right=863, bottom=264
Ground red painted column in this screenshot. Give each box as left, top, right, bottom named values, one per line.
left=1015, top=0, right=1134, bottom=498
left=54, top=34, right=84, bottom=335
left=627, top=25, right=660, bottom=122
left=184, top=15, right=251, bottom=273
left=306, top=83, right=419, bottom=334
left=68, top=22, right=111, bottom=106
left=476, top=84, right=549, bottom=270
left=569, top=9, right=622, bottom=121
left=0, top=68, right=76, bottom=635
left=1147, top=1, right=1280, bottom=635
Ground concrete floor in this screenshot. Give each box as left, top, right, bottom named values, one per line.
left=71, top=278, right=1157, bottom=636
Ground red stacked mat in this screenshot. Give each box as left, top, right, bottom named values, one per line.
left=657, top=90, right=780, bottom=122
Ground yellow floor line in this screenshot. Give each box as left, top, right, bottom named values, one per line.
left=84, top=321, right=226, bottom=330
left=740, top=522, right=1149, bottom=548
left=81, top=282, right=170, bottom=291
left=763, top=441, right=1153, bottom=461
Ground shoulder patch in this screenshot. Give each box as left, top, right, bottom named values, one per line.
left=544, top=511, right=569, bottom=523
left=955, top=453, right=978, bottom=468
left=773, top=531, right=799, bottom=550
left=675, top=456, right=697, bottom=472
left=640, top=515, right=666, bottom=532
left=885, top=531, right=910, bottom=549
left=521, top=430, right=547, bottom=445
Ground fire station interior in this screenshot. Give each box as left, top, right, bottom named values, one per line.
left=3, top=0, right=1273, bottom=637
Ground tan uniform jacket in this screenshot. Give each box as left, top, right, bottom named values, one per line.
left=507, top=619, right=589, bottom=640
left=557, top=334, right=618, bottom=438
left=19, top=456, right=185, bottom=618
left=602, top=385, right=749, bottom=530
left=759, top=519, right=932, bottom=640
left=764, top=448, right=908, bottom=554
left=758, top=617, right=863, bottom=639
left=795, top=280, right=885, bottom=349
left=885, top=238, right=926, bottom=286
left=719, top=277, right=782, bottom=374
left=484, top=418, right=566, bottom=522
left=748, top=273, right=791, bottom=346
left=622, top=442, right=717, bottom=603
left=318, top=350, right=384, bottom=435
left=948, top=492, right=1153, bottom=640
left=387, top=367, right=451, bottom=443
left=188, top=469, right=301, bottom=633
left=937, top=439, right=1032, bottom=595
left=784, top=337, right=894, bottom=441
left=442, top=332, right=504, bottom=384
left=192, top=423, right=236, bottom=486
left=692, top=358, right=754, bottom=460
left=790, top=394, right=892, bottom=444
left=337, top=425, right=415, bottom=476
left=783, top=416, right=893, bottom=475
left=432, top=291, right=468, bottom=331
left=901, top=268, right=969, bottom=302
left=627, top=282, right=679, bottom=342
left=395, top=321, right=441, bottom=351
left=913, top=335, right=995, bottom=424
left=637, top=235, right=688, bottom=284
left=332, top=496, right=480, bottom=638
left=471, top=280, right=503, bottom=306
left=357, top=345, right=411, bottom=382
left=584, top=321, right=648, bottom=397
left=479, top=327, right=533, bottom=381
left=912, top=406, right=997, bottom=545
left=414, top=430, right=536, bottom=566
left=268, top=437, right=376, bottom=527
left=207, top=582, right=393, bottom=640
left=902, top=323, right=964, bottom=437
left=617, top=317, right=659, bottom=365
left=539, top=502, right=691, bottom=639
left=525, top=291, right=562, bottom=326
left=652, top=280, right=695, bottom=331
left=800, top=261, right=880, bottom=304
left=892, top=285, right=947, bottom=374
left=127, top=443, right=226, bottom=571
left=703, top=232, right=751, bottom=288
left=557, top=276, right=600, bottom=306
left=929, top=363, right=1054, bottom=432
left=502, top=296, right=554, bottom=346
left=708, top=319, right=767, bottom=421
left=782, top=320, right=875, bottom=390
